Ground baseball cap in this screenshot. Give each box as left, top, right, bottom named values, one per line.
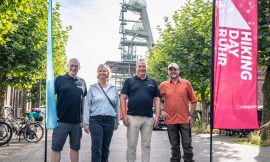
left=168, top=63, right=179, bottom=69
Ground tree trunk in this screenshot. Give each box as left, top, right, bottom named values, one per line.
left=201, top=92, right=208, bottom=129
left=0, top=75, right=7, bottom=117
left=261, top=65, right=270, bottom=144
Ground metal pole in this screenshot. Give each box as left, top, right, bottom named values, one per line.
left=39, top=78, right=45, bottom=162
left=44, top=73, right=47, bottom=162
left=38, top=78, right=42, bottom=108
left=210, top=0, right=217, bottom=162
left=44, top=127, right=47, bottom=162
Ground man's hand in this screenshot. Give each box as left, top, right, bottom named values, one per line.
left=161, top=110, right=170, bottom=120
left=188, top=116, right=193, bottom=127
left=122, top=115, right=129, bottom=127
left=83, top=125, right=90, bottom=134
left=260, top=121, right=270, bottom=130
left=120, top=94, right=128, bottom=127
left=153, top=115, right=159, bottom=128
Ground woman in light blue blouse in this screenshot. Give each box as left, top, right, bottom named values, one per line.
left=83, top=64, right=119, bottom=162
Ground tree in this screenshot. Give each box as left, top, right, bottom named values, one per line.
left=0, top=0, right=70, bottom=116
left=27, top=3, right=70, bottom=106
left=148, top=0, right=270, bottom=136
left=258, top=0, right=270, bottom=145
left=148, top=0, right=212, bottom=128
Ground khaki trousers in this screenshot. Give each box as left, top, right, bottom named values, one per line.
left=126, top=115, right=153, bottom=162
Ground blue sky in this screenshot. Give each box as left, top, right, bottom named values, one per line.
left=55, top=0, right=184, bottom=86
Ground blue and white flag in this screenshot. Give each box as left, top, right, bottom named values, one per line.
left=46, top=0, right=57, bottom=129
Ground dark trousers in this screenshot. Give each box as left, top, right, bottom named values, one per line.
left=167, top=124, right=195, bottom=162
left=90, top=116, right=115, bottom=162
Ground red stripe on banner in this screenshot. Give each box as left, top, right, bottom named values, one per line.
left=214, top=0, right=259, bottom=129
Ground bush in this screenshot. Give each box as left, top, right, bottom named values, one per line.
left=233, top=131, right=261, bottom=146
left=249, top=131, right=261, bottom=145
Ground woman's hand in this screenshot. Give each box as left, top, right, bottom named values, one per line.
left=84, top=125, right=90, bottom=134
left=114, top=124, right=119, bottom=130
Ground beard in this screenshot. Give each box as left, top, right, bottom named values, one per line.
left=170, top=74, right=179, bottom=79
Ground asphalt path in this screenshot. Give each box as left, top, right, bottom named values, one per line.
left=0, top=124, right=269, bottom=162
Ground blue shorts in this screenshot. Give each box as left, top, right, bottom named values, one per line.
left=51, top=122, right=82, bottom=151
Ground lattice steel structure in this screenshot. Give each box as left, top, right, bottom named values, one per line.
left=105, top=0, right=154, bottom=89
left=105, top=61, right=136, bottom=89
left=119, top=0, right=154, bottom=62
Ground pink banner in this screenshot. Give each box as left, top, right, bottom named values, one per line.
left=214, top=0, right=259, bottom=129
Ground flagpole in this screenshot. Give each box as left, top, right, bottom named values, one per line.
left=210, top=0, right=216, bottom=162
left=45, top=0, right=57, bottom=161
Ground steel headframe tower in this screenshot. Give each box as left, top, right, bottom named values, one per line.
left=119, top=0, right=154, bottom=62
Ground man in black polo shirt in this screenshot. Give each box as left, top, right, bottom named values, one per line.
left=120, top=58, right=161, bottom=162
left=51, top=58, right=87, bottom=162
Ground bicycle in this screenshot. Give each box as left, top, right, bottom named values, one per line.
left=0, top=120, right=13, bottom=146
left=3, top=107, right=44, bottom=143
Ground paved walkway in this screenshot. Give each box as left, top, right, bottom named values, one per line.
left=0, top=124, right=269, bottom=162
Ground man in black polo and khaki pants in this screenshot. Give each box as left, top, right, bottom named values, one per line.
left=120, top=58, right=161, bottom=162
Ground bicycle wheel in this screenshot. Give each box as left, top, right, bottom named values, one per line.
left=0, top=121, right=13, bottom=146
left=23, top=123, right=44, bottom=143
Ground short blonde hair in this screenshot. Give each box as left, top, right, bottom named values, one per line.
left=97, top=64, right=111, bottom=79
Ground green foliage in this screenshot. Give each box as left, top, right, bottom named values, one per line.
left=258, top=0, right=270, bottom=145
left=149, top=0, right=212, bottom=98
left=148, top=0, right=212, bottom=122
left=1, top=0, right=46, bottom=88
left=192, top=126, right=208, bottom=134
left=258, top=0, right=270, bottom=66
left=0, top=0, right=70, bottom=113
left=0, top=0, right=69, bottom=88
left=149, top=0, right=270, bottom=131
left=27, top=3, right=70, bottom=105
left=249, top=131, right=261, bottom=145
left=233, top=131, right=262, bottom=146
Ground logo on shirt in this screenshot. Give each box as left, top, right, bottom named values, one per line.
left=146, top=79, right=154, bottom=88
left=75, top=79, right=85, bottom=93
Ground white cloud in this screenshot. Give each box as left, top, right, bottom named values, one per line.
left=55, top=0, right=184, bottom=86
